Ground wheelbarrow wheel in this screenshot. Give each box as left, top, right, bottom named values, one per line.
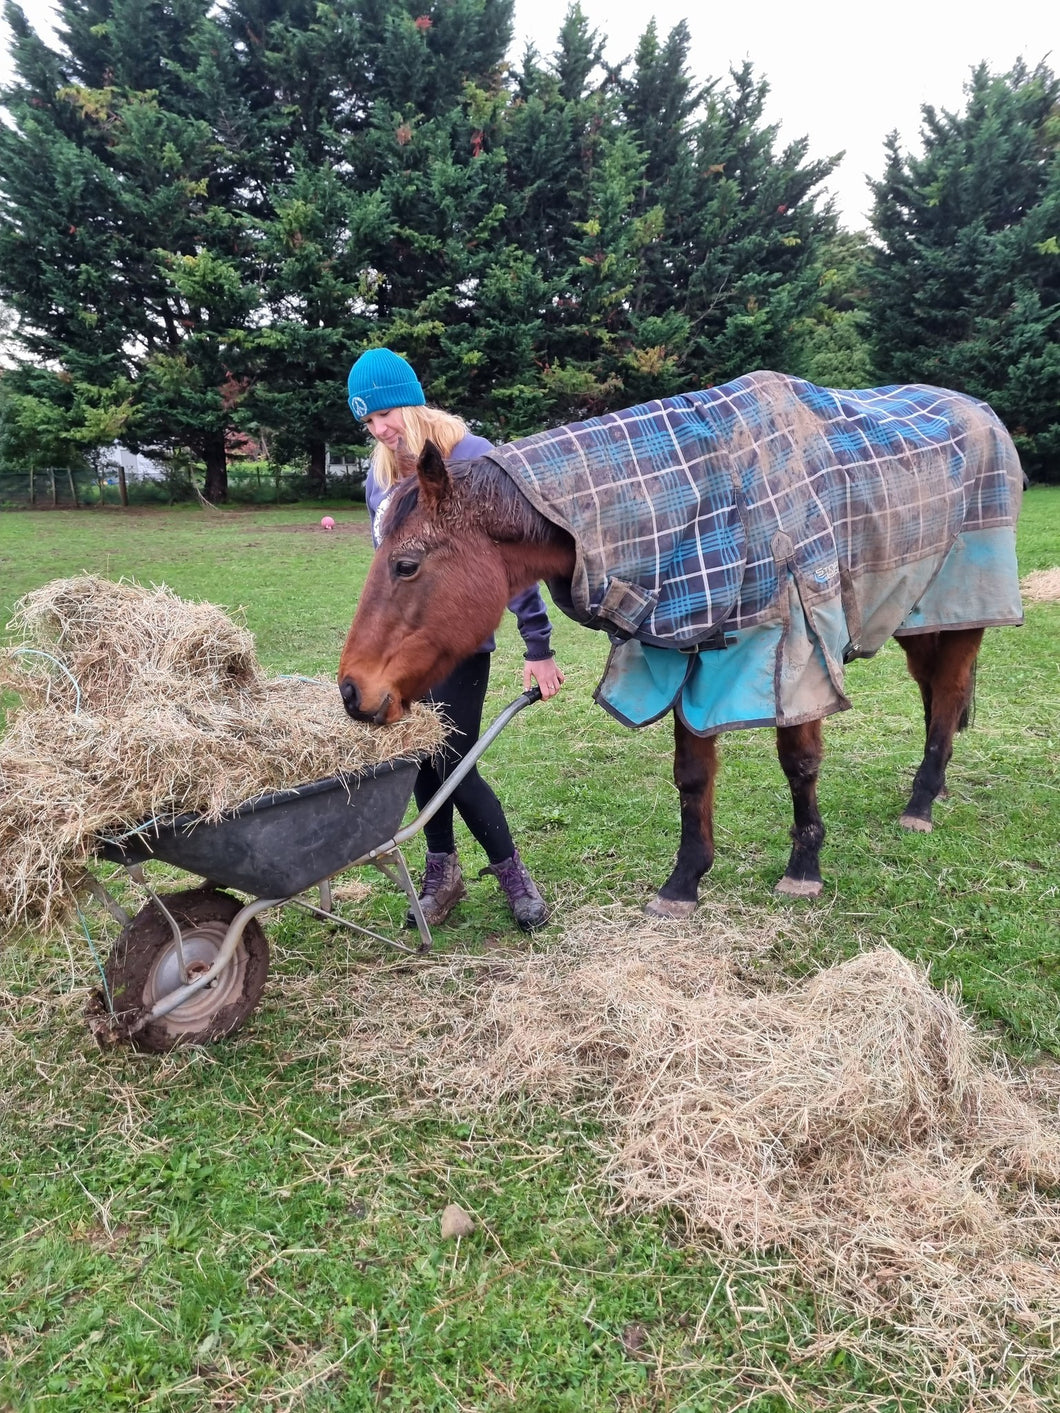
left=98, top=886, right=269, bottom=1052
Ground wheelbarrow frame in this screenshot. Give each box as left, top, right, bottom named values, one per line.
left=89, top=688, right=541, bottom=1045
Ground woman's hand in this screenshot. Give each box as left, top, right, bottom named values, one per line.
left=524, top=657, right=565, bottom=700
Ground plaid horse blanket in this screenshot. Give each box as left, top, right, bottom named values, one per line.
left=486, top=371, right=1024, bottom=734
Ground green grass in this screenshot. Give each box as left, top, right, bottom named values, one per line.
left=1, top=491, right=1059, bottom=1411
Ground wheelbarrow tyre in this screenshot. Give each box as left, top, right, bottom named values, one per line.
left=99, top=887, right=269, bottom=1052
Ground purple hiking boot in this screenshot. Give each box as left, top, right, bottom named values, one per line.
left=487, top=850, right=549, bottom=931
left=406, top=850, right=466, bottom=928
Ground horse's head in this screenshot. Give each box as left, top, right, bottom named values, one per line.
left=338, top=441, right=523, bottom=724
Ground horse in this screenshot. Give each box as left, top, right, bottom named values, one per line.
left=338, top=371, right=1024, bottom=916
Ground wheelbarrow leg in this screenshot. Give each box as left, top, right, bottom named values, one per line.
left=371, top=849, right=433, bottom=953
left=78, top=871, right=132, bottom=928
left=78, top=862, right=157, bottom=931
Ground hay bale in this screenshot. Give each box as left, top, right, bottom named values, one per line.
left=1, top=575, right=447, bottom=939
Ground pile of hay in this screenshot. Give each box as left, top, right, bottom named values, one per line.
left=0, top=575, right=447, bottom=939
left=334, top=911, right=1060, bottom=1406
left=1020, top=567, right=1060, bottom=603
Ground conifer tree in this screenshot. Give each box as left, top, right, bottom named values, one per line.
left=620, top=18, right=700, bottom=359
left=0, top=364, right=79, bottom=474
left=0, top=0, right=847, bottom=479
left=370, top=9, right=839, bottom=430
left=789, top=230, right=876, bottom=387
left=223, top=0, right=518, bottom=473
left=677, top=63, right=839, bottom=381
left=469, top=8, right=645, bottom=425
left=217, top=0, right=368, bottom=488
left=0, top=0, right=259, bottom=499
left=867, top=59, right=1060, bottom=480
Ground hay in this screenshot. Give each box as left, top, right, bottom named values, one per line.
left=333, top=910, right=1060, bottom=1407
left=1020, top=567, right=1060, bottom=603
left=0, top=575, right=447, bottom=939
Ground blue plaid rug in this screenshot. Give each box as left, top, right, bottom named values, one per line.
left=486, top=371, right=1024, bottom=734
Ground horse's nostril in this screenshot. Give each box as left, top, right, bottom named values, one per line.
left=339, top=678, right=358, bottom=715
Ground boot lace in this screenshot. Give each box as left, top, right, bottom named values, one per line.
left=421, top=853, right=450, bottom=896
left=488, top=855, right=533, bottom=900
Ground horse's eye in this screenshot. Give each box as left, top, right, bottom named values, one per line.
left=393, top=557, right=421, bottom=580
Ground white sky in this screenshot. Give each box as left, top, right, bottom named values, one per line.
left=2, top=0, right=1056, bottom=229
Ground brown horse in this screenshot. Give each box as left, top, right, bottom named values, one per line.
left=339, top=377, right=1022, bottom=916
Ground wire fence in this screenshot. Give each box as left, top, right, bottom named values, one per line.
left=0, top=458, right=370, bottom=509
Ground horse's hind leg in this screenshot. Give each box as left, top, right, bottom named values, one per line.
left=646, top=717, right=717, bottom=919
left=774, top=720, right=826, bottom=897
left=897, top=627, right=984, bottom=831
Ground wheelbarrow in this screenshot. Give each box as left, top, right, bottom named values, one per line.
left=85, top=689, right=541, bottom=1053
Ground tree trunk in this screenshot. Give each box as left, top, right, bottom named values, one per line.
left=117, top=463, right=129, bottom=506
left=67, top=467, right=80, bottom=508
left=307, top=438, right=327, bottom=496
left=50, top=467, right=57, bottom=506
left=201, top=430, right=228, bottom=502
left=28, top=465, right=35, bottom=507
left=90, top=451, right=105, bottom=505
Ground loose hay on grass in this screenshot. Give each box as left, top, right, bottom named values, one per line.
left=332, top=908, right=1060, bottom=1409
left=1019, top=567, right=1060, bottom=603
left=0, top=575, right=448, bottom=940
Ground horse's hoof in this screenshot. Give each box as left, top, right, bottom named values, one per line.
left=774, top=876, right=822, bottom=898
left=899, top=813, right=933, bottom=833
left=644, top=896, right=697, bottom=919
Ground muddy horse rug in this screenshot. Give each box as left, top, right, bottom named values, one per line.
left=485, top=370, right=1024, bottom=734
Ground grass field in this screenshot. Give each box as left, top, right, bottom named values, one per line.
left=1, top=490, right=1058, bottom=1411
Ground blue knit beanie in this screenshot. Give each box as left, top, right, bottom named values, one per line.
left=347, top=348, right=426, bottom=419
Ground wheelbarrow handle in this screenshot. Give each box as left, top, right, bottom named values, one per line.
left=355, top=686, right=543, bottom=862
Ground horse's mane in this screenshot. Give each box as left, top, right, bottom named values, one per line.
left=382, top=457, right=562, bottom=546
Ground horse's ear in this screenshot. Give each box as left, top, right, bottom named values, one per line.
left=417, top=439, right=450, bottom=508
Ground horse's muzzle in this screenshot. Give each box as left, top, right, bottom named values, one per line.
left=339, top=678, right=393, bottom=726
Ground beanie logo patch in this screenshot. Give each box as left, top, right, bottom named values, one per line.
left=351, top=395, right=369, bottom=418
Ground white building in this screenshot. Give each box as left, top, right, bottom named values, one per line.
left=100, top=444, right=168, bottom=483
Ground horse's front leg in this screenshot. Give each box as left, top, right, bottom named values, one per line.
left=646, top=717, right=717, bottom=919
left=774, top=720, right=826, bottom=898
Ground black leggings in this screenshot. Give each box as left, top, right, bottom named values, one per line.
left=416, top=652, right=516, bottom=863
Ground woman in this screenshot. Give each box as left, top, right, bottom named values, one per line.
left=346, top=347, right=564, bottom=931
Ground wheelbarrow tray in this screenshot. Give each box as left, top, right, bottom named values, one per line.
left=97, top=756, right=422, bottom=898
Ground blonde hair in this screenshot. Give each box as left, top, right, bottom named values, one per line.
left=369, top=404, right=472, bottom=489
